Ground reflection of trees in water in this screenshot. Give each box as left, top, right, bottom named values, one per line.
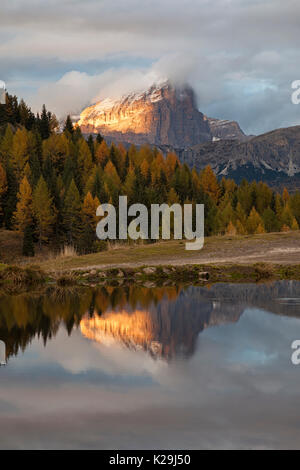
left=0, top=339, right=6, bottom=365
left=0, top=286, right=181, bottom=360
left=0, top=281, right=300, bottom=362
left=0, top=288, right=90, bottom=360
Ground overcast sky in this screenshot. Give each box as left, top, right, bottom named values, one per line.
left=1, top=0, right=300, bottom=135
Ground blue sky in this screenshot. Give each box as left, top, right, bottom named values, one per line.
left=1, top=0, right=300, bottom=135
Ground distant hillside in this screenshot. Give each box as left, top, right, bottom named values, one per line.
left=176, top=125, right=300, bottom=190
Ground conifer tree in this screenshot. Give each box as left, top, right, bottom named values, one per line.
left=0, top=125, right=13, bottom=163
left=104, top=160, right=121, bottom=188
left=42, top=133, right=70, bottom=172
left=63, top=115, right=74, bottom=135
left=226, top=221, right=237, bottom=236
left=167, top=188, right=180, bottom=205
left=291, top=217, right=299, bottom=231
left=255, top=223, right=265, bottom=234
left=236, top=180, right=253, bottom=216
left=87, top=135, right=95, bottom=162
left=13, top=175, right=33, bottom=232
left=78, top=139, right=93, bottom=185
left=246, top=207, right=264, bottom=234
left=80, top=192, right=100, bottom=253
left=281, top=204, right=294, bottom=229
left=122, top=167, right=136, bottom=204
left=3, top=164, right=18, bottom=229
left=199, top=165, right=220, bottom=204
left=33, top=176, right=56, bottom=246
left=96, top=133, right=103, bottom=144
left=262, top=207, right=280, bottom=233
left=236, top=202, right=247, bottom=226
left=236, top=219, right=247, bottom=235
left=39, top=105, right=51, bottom=140
left=282, top=187, right=290, bottom=205
left=11, top=128, right=30, bottom=181
left=290, top=193, right=300, bottom=226
left=91, top=168, right=107, bottom=202
left=62, top=179, right=82, bottom=245
left=95, top=140, right=109, bottom=166
left=0, top=163, right=8, bottom=217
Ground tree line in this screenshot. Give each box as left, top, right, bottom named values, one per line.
left=0, top=94, right=300, bottom=257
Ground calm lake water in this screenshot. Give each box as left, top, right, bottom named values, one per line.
left=0, top=281, right=300, bottom=449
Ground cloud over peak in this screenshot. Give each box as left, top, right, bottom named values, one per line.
left=1, top=0, right=299, bottom=134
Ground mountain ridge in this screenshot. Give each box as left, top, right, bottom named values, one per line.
left=77, top=82, right=300, bottom=188
left=205, top=116, right=252, bottom=142
left=177, top=125, right=300, bottom=186
left=77, top=81, right=212, bottom=147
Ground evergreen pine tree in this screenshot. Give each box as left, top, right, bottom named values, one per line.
left=33, top=176, right=56, bottom=246
left=87, top=135, right=95, bottom=162
left=39, top=104, right=51, bottom=140
left=63, top=115, right=74, bottom=135
left=62, top=179, right=82, bottom=245
left=96, top=133, right=103, bottom=144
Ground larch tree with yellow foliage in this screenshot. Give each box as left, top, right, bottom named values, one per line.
left=81, top=191, right=100, bottom=229
left=291, top=217, right=299, bottom=231
left=33, top=176, right=56, bottom=246
left=282, top=187, right=290, bottom=205
left=226, top=221, right=237, bottom=236
left=80, top=191, right=101, bottom=253
left=13, top=175, right=33, bottom=232
left=11, top=128, right=31, bottom=181
left=246, top=207, right=265, bottom=234
left=199, top=165, right=220, bottom=204
left=95, top=140, right=109, bottom=166
left=78, top=139, right=93, bottom=186
left=0, top=163, right=8, bottom=218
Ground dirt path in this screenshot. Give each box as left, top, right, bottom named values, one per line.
left=62, top=232, right=300, bottom=271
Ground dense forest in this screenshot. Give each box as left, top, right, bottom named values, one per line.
left=0, top=92, right=300, bottom=257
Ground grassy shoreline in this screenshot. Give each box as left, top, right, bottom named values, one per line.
left=1, top=231, right=300, bottom=292
left=1, top=261, right=300, bottom=295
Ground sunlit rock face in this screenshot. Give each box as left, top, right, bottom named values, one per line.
left=80, top=309, right=161, bottom=356
left=77, top=82, right=212, bottom=147
left=80, top=304, right=196, bottom=361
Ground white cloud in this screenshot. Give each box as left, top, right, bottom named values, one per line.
left=1, top=0, right=300, bottom=133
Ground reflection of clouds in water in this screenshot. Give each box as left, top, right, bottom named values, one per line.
left=38, top=327, right=166, bottom=378
left=1, top=304, right=300, bottom=449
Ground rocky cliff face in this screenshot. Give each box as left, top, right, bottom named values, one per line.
left=206, top=117, right=250, bottom=142
left=77, top=82, right=212, bottom=147
left=77, top=82, right=300, bottom=188
left=177, top=125, right=300, bottom=189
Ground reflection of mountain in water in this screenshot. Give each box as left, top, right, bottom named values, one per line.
left=80, top=281, right=300, bottom=360
left=80, top=295, right=244, bottom=360
left=1, top=281, right=300, bottom=362
left=188, top=281, right=300, bottom=317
